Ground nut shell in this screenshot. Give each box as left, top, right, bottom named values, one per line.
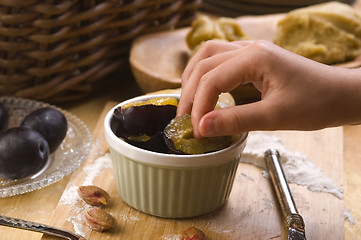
left=181, top=227, right=207, bottom=240
left=83, top=207, right=115, bottom=231
left=77, top=185, right=110, bottom=206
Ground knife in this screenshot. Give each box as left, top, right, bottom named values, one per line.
left=0, top=215, right=86, bottom=240
left=264, top=149, right=307, bottom=240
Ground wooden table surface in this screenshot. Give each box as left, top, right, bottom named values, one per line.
left=2, top=3, right=361, bottom=240
left=1, top=75, right=361, bottom=240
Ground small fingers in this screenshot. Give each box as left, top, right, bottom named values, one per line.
left=177, top=44, right=247, bottom=116
left=197, top=102, right=273, bottom=137
left=179, top=41, right=255, bottom=117
left=181, top=40, right=252, bottom=86
left=189, top=43, right=270, bottom=136
left=178, top=40, right=279, bottom=137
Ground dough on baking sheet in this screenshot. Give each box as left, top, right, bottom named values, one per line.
left=186, top=15, right=249, bottom=51
left=274, top=1, right=361, bottom=64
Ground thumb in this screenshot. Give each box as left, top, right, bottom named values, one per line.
left=197, top=102, right=272, bottom=137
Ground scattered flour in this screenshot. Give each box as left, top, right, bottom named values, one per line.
left=67, top=214, right=86, bottom=237
left=82, top=153, right=113, bottom=186
left=161, top=234, right=182, bottom=240
left=118, top=212, right=140, bottom=223
left=241, top=132, right=344, bottom=199
left=59, top=153, right=112, bottom=206
left=345, top=209, right=356, bottom=225
left=58, top=183, right=80, bottom=205
left=58, top=152, right=113, bottom=236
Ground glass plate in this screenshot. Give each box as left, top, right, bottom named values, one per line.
left=0, top=96, right=92, bottom=197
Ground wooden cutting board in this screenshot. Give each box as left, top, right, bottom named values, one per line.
left=41, top=102, right=344, bottom=240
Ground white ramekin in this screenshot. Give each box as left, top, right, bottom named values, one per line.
left=104, top=94, right=247, bottom=218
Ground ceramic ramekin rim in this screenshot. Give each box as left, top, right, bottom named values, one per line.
left=104, top=94, right=248, bottom=168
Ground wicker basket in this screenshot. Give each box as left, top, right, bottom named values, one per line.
left=0, top=0, right=201, bottom=102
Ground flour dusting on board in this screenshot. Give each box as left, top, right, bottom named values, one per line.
left=58, top=151, right=113, bottom=237
left=162, top=234, right=182, bottom=240
left=241, top=132, right=344, bottom=199
left=67, top=214, right=86, bottom=237
left=58, top=184, right=80, bottom=205
left=82, top=152, right=113, bottom=186
left=59, top=153, right=113, bottom=206
left=344, top=209, right=355, bottom=225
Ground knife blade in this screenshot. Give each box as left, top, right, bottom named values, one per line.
left=264, top=149, right=307, bottom=240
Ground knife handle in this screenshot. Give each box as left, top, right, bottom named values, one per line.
left=0, top=215, right=86, bottom=240
left=264, top=149, right=305, bottom=232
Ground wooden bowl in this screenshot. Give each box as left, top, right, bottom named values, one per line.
left=130, top=28, right=191, bottom=93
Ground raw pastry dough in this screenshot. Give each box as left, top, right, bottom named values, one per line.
left=274, top=2, right=361, bottom=64
left=186, top=15, right=249, bottom=51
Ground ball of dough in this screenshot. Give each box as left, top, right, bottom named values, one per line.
left=274, top=1, right=361, bottom=64
left=186, top=15, right=249, bottom=51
